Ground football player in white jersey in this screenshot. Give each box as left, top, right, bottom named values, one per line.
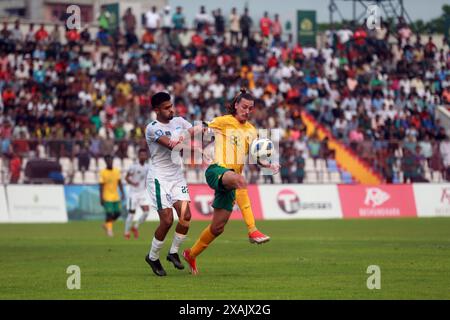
left=124, top=148, right=151, bottom=239
left=144, top=91, right=197, bottom=277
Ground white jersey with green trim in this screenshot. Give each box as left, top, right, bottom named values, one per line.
left=145, top=117, right=192, bottom=180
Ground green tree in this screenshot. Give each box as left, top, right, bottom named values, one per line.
left=423, top=4, right=450, bottom=34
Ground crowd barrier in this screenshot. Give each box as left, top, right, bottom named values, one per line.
left=0, top=183, right=449, bottom=223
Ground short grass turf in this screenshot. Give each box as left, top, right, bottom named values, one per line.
left=0, top=218, right=449, bottom=299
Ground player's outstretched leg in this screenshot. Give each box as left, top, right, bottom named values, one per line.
left=167, top=200, right=191, bottom=270
left=182, top=248, right=198, bottom=275
left=236, top=188, right=270, bottom=244
left=183, top=208, right=231, bottom=275
left=146, top=208, right=173, bottom=277
left=183, top=167, right=245, bottom=275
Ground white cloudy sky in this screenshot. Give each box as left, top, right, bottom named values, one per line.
left=168, top=0, right=448, bottom=26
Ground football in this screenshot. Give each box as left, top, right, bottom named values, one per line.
left=250, top=138, right=274, bottom=161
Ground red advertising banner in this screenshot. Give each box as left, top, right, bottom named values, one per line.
left=338, top=185, right=417, bottom=219
left=187, top=185, right=263, bottom=220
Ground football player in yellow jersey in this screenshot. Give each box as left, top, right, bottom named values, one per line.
left=182, top=89, right=280, bottom=274
left=99, top=155, right=125, bottom=237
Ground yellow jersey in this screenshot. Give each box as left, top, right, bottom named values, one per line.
left=99, top=168, right=121, bottom=202
left=208, top=115, right=257, bottom=174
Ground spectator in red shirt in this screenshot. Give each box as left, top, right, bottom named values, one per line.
left=194, top=51, right=208, bottom=68
left=12, top=132, right=30, bottom=156
left=35, top=24, right=49, bottom=43
left=267, top=53, right=278, bottom=69
left=191, top=32, right=204, bottom=48
left=141, top=29, right=155, bottom=49
left=175, top=99, right=188, bottom=117
left=138, top=94, right=150, bottom=108
left=410, top=114, right=421, bottom=129
left=66, top=28, right=80, bottom=46
left=291, top=44, right=304, bottom=62
left=259, top=12, right=272, bottom=40
left=353, top=27, right=367, bottom=47
left=2, top=85, right=16, bottom=112
left=8, top=153, right=22, bottom=184
left=2, top=85, right=15, bottom=101
left=287, top=86, right=300, bottom=103
left=0, top=65, right=11, bottom=81
left=424, top=36, right=437, bottom=60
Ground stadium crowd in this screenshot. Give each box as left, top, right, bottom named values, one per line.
left=0, top=5, right=449, bottom=184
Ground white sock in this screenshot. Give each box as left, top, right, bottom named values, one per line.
left=136, top=211, right=149, bottom=228
left=124, top=214, right=134, bottom=234
left=169, top=232, right=187, bottom=254
left=149, top=237, right=165, bottom=261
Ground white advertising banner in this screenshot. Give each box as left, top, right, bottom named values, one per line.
left=0, top=185, right=8, bottom=222
left=413, top=183, right=450, bottom=217
left=7, top=185, right=68, bottom=223
left=258, top=185, right=343, bottom=219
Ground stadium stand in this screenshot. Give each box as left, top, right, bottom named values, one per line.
left=0, top=6, right=449, bottom=185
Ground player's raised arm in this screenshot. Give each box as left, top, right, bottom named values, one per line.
left=167, top=121, right=209, bottom=148
left=156, top=134, right=181, bottom=150
left=147, top=123, right=180, bottom=151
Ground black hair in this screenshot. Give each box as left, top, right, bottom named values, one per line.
left=138, top=148, right=148, bottom=154
left=227, top=88, right=254, bottom=115
left=104, top=154, right=113, bottom=161
left=151, top=91, right=171, bottom=109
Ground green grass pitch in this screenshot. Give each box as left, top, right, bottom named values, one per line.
left=1, top=218, right=449, bottom=299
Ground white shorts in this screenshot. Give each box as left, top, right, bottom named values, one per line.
left=127, top=191, right=151, bottom=212
left=147, top=176, right=190, bottom=211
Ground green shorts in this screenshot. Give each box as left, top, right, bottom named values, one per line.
left=205, top=164, right=235, bottom=212
left=103, top=201, right=122, bottom=218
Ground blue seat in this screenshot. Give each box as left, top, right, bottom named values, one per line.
left=341, top=171, right=353, bottom=184
left=327, top=159, right=339, bottom=173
